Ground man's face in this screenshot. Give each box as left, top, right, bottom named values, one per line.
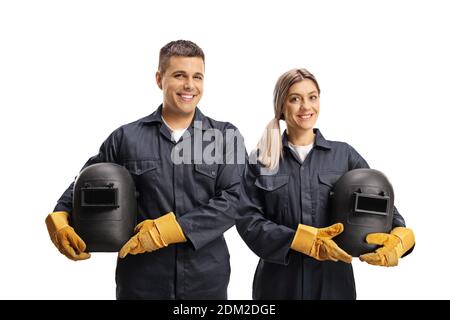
left=156, top=56, right=204, bottom=116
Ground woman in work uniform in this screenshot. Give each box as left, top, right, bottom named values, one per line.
left=236, top=68, right=415, bottom=300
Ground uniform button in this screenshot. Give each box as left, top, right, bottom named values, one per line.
left=212, top=171, right=216, bottom=176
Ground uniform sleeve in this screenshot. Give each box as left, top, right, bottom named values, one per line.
left=235, top=159, right=296, bottom=265
left=52, top=128, right=124, bottom=214
left=347, top=144, right=406, bottom=228
left=177, top=129, right=246, bottom=250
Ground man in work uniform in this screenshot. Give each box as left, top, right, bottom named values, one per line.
left=45, top=40, right=245, bottom=299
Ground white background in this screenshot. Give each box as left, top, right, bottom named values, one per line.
left=0, top=0, right=449, bottom=299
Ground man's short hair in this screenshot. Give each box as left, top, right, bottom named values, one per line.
left=158, top=40, right=205, bottom=75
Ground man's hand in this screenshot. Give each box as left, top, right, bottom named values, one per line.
left=119, top=212, right=186, bottom=258
left=45, top=211, right=91, bottom=261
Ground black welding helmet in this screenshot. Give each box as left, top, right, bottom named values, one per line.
left=72, top=163, right=137, bottom=252
left=330, top=169, right=394, bottom=257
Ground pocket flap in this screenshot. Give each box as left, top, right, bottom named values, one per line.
left=125, top=160, right=158, bottom=175
left=318, top=172, right=343, bottom=188
left=255, top=174, right=289, bottom=191
left=195, top=163, right=219, bottom=179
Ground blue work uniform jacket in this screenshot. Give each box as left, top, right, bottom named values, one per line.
left=54, top=105, right=244, bottom=299
left=236, top=129, right=407, bottom=300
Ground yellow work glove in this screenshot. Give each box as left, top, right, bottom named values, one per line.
left=119, top=212, right=186, bottom=258
left=45, top=211, right=91, bottom=261
left=290, top=223, right=352, bottom=263
left=359, top=227, right=415, bottom=267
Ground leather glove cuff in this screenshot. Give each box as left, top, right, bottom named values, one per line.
left=45, top=211, right=70, bottom=243
left=290, top=224, right=317, bottom=254
left=391, top=227, right=415, bottom=257
left=154, top=212, right=187, bottom=245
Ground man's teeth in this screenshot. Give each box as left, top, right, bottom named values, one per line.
left=181, top=95, right=193, bottom=99
left=299, top=114, right=312, bottom=119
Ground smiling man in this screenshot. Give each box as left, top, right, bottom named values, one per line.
left=45, top=40, right=244, bottom=299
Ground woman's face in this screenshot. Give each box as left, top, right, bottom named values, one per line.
left=283, top=79, right=320, bottom=132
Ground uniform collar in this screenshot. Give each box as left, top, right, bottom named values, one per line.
left=282, top=128, right=332, bottom=150
left=141, top=104, right=212, bottom=131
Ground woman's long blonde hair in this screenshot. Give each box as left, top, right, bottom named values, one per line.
left=256, top=68, right=321, bottom=170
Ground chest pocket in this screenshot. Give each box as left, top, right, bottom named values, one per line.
left=193, top=163, right=219, bottom=202
left=195, top=163, right=218, bottom=179
left=316, top=172, right=344, bottom=221
left=124, top=160, right=159, bottom=189
left=125, top=160, right=158, bottom=175
left=194, top=162, right=218, bottom=190
left=255, top=174, right=290, bottom=213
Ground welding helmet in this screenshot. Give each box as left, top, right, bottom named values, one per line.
left=330, top=169, right=394, bottom=256
left=72, top=163, right=137, bottom=252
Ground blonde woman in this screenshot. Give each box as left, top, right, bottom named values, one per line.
left=236, top=69, right=415, bottom=299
